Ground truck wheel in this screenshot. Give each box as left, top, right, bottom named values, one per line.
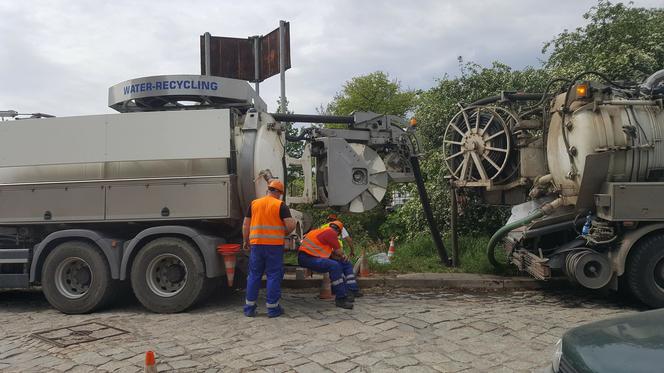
left=626, top=233, right=664, bottom=308
left=41, top=241, right=113, bottom=314
left=130, top=237, right=205, bottom=313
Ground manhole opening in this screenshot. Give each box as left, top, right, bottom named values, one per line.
left=31, top=322, right=129, bottom=347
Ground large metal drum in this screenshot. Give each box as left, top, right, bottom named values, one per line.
left=547, top=95, right=664, bottom=197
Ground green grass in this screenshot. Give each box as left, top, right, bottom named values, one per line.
left=366, top=234, right=511, bottom=275
left=282, top=233, right=512, bottom=275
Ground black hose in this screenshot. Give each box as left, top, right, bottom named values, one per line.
left=286, top=133, right=308, bottom=142
left=409, top=155, right=450, bottom=266
left=469, top=95, right=500, bottom=106
left=270, top=113, right=354, bottom=124
left=468, top=92, right=544, bottom=107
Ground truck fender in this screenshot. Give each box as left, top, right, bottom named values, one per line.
left=30, top=229, right=123, bottom=282
left=119, top=226, right=226, bottom=280
left=611, top=223, right=664, bottom=276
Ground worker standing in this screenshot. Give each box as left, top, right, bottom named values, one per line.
left=242, top=179, right=296, bottom=318
left=320, top=214, right=362, bottom=298
left=298, top=221, right=355, bottom=309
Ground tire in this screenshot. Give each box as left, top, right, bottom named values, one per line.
left=626, top=233, right=664, bottom=308
left=130, top=237, right=206, bottom=313
left=41, top=241, right=114, bottom=314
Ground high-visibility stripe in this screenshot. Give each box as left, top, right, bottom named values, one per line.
left=250, top=225, right=287, bottom=231
left=346, top=274, right=355, bottom=279
left=301, top=238, right=328, bottom=257
left=331, top=278, right=344, bottom=286
left=302, top=238, right=326, bottom=253
left=246, top=300, right=256, bottom=306
left=347, top=280, right=357, bottom=284
left=249, top=234, right=287, bottom=240
left=266, top=302, right=280, bottom=308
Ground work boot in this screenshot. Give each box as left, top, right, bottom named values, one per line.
left=335, top=297, right=354, bottom=309
left=267, top=305, right=284, bottom=318
left=347, top=291, right=355, bottom=302
left=352, top=290, right=364, bottom=298
left=243, top=305, right=257, bottom=317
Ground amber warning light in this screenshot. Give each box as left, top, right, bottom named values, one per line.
left=576, top=83, right=589, bottom=98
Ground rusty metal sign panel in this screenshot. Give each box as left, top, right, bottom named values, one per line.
left=200, top=22, right=290, bottom=82
left=200, top=36, right=255, bottom=81
left=31, top=322, right=129, bottom=347
left=260, top=22, right=290, bottom=81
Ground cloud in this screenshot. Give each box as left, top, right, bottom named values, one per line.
left=0, top=0, right=661, bottom=117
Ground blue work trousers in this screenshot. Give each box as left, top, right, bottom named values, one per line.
left=245, top=245, right=283, bottom=313
left=298, top=252, right=359, bottom=299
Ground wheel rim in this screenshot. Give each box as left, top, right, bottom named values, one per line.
left=55, top=257, right=93, bottom=299
left=654, top=257, right=664, bottom=292
left=146, top=254, right=188, bottom=297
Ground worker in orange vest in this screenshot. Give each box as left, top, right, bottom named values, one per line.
left=242, top=179, right=296, bottom=318
left=298, top=221, right=355, bottom=309
left=320, top=214, right=362, bottom=298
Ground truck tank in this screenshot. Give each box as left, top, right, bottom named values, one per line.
left=547, top=89, right=664, bottom=200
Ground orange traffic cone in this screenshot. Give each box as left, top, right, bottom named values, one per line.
left=319, top=273, right=333, bottom=300
left=387, top=238, right=396, bottom=260
left=145, top=351, right=157, bottom=373
left=359, top=250, right=370, bottom=278
left=217, top=244, right=241, bottom=287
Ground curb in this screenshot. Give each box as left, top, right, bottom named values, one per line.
left=281, top=273, right=569, bottom=291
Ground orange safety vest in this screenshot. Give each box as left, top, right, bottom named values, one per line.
left=299, top=227, right=335, bottom=258
left=249, top=195, right=286, bottom=245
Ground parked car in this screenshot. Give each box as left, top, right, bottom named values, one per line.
left=550, top=308, right=664, bottom=372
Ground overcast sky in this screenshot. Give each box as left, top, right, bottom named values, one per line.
left=1, top=0, right=661, bottom=117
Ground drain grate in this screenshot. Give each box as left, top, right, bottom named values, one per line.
left=31, top=322, right=129, bottom=347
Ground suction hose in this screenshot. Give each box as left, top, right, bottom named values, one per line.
left=486, top=198, right=564, bottom=269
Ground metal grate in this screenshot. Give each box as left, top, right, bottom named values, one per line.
left=31, top=322, right=129, bottom=347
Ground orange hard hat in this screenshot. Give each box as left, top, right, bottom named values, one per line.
left=328, top=220, right=344, bottom=234
left=268, top=179, right=284, bottom=193
left=327, top=213, right=338, bottom=220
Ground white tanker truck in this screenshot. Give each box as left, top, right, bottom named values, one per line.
left=0, top=74, right=422, bottom=314
left=444, top=69, right=664, bottom=307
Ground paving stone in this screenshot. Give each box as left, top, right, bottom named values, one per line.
left=414, top=351, right=451, bottom=364
left=294, top=362, right=327, bottom=373
left=385, top=355, right=419, bottom=368
left=71, top=351, right=112, bottom=366
left=168, top=359, right=201, bottom=369
left=329, top=361, right=358, bottom=373
left=351, top=354, right=380, bottom=367
left=309, top=351, right=348, bottom=365
left=98, top=359, right=133, bottom=372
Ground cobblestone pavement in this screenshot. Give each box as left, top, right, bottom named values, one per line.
left=0, top=287, right=642, bottom=372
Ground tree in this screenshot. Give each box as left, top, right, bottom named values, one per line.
left=543, top=1, right=664, bottom=80
left=327, top=71, right=416, bottom=117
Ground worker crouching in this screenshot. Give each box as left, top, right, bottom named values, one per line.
left=298, top=221, right=357, bottom=309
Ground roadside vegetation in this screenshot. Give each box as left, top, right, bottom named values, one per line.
left=288, top=1, right=664, bottom=275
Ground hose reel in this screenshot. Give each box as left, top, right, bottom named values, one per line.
left=443, top=106, right=519, bottom=186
